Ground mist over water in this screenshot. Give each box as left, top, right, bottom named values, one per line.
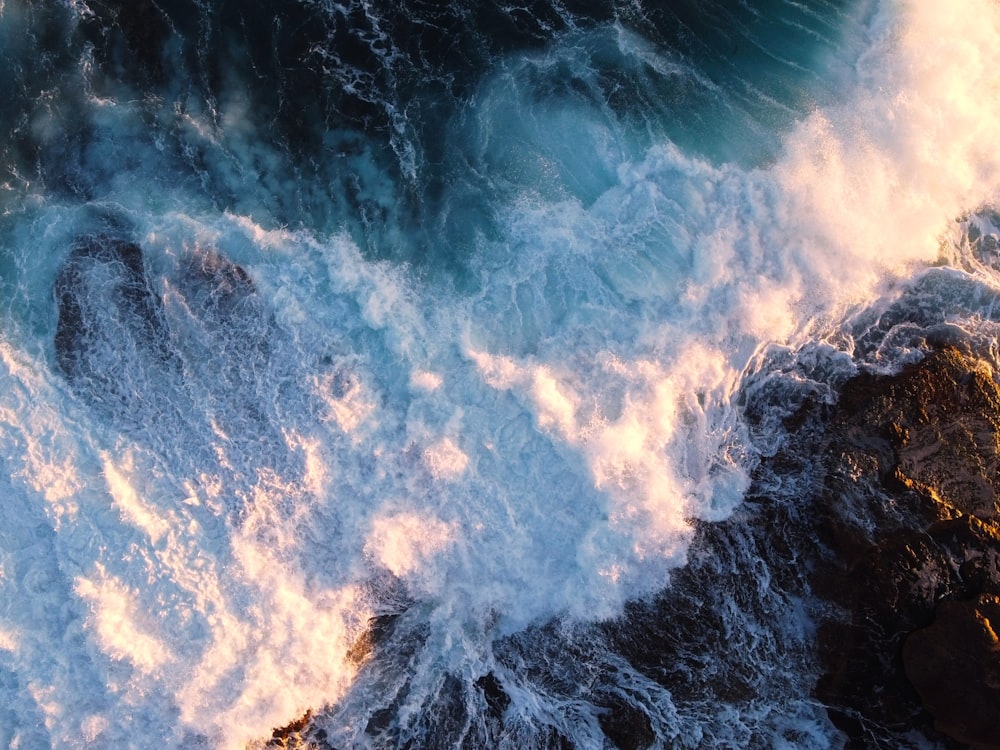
left=2, top=0, right=1000, bottom=747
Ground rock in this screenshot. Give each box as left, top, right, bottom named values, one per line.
left=834, top=346, right=1000, bottom=521
left=811, top=345, right=1000, bottom=748
left=182, top=246, right=256, bottom=315
left=54, top=234, right=175, bottom=390
left=815, top=514, right=1000, bottom=738
left=345, top=613, right=401, bottom=666
left=596, top=696, right=655, bottom=750
left=173, top=246, right=269, bottom=360
left=266, top=709, right=334, bottom=749
left=903, top=594, right=1000, bottom=750
left=475, top=672, right=511, bottom=720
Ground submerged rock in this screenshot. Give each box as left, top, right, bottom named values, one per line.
left=54, top=236, right=262, bottom=400
left=182, top=246, right=258, bottom=320
left=54, top=234, right=176, bottom=405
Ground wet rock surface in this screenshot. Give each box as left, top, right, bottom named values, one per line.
left=810, top=346, right=1000, bottom=748
left=835, top=344, right=1000, bottom=521
left=903, top=594, right=1000, bottom=750
left=264, top=710, right=334, bottom=750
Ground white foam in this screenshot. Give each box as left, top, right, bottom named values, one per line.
left=365, top=512, right=457, bottom=582
left=453, top=0, right=1000, bottom=609
left=0, top=332, right=374, bottom=747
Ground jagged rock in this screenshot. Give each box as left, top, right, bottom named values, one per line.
left=815, top=514, right=1000, bottom=740
left=475, top=672, right=511, bottom=720
left=834, top=345, right=1000, bottom=521
left=265, top=710, right=333, bottom=750
left=812, top=345, right=1000, bottom=748
left=596, top=696, right=655, bottom=750
left=345, top=613, right=400, bottom=666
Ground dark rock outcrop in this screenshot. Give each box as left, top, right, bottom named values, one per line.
left=595, top=696, right=655, bottom=750
left=266, top=710, right=334, bottom=750
left=834, top=345, right=1000, bottom=521
left=812, top=346, right=1000, bottom=748
left=903, top=593, right=1000, bottom=750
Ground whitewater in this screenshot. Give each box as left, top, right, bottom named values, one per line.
left=1, top=0, right=1000, bottom=747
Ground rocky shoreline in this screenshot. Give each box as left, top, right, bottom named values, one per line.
left=255, top=344, right=1000, bottom=749
left=807, top=345, right=1000, bottom=749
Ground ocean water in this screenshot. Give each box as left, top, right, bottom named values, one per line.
left=1, top=1, right=1000, bottom=747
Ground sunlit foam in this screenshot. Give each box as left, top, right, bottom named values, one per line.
left=75, top=568, right=171, bottom=674
left=410, top=369, right=443, bottom=391
left=365, top=512, right=457, bottom=584
left=422, top=437, right=470, bottom=481
left=774, top=0, right=1000, bottom=302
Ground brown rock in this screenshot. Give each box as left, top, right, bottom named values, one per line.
left=835, top=346, right=1000, bottom=521
left=812, top=345, right=1000, bottom=745
left=903, top=594, right=1000, bottom=750
left=266, top=710, right=318, bottom=749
